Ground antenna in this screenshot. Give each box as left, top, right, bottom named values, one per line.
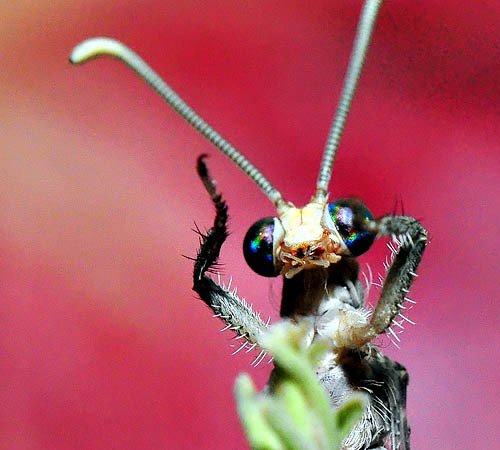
left=70, top=37, right=285, bottom=208
left=314, top=0, right=383, bottom=202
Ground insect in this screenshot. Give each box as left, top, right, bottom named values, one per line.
left=70, top=0, right=427, bottom=448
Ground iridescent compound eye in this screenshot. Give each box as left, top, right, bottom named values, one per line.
left=243, top=217, right=280, bottom=277
left=328, top=199, right=376, bottom=256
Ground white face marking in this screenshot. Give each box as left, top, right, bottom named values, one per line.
left=280, top=202, right=325, bottom=246
left=274, top=201, right=349, bottom=278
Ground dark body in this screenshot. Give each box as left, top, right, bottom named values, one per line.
left=281, top=262, right=411, bottom=450
left=193, top=157, right=425, bottom=449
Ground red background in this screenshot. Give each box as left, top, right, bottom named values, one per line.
left=1, top=1, right=499, bottom=448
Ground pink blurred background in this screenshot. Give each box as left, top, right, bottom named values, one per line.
left=1, top=1, right=499, bottom=448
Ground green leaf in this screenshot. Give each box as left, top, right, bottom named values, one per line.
left=235, top=322, right=367, bottom=450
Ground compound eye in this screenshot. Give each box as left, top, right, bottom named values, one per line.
left=243, top=217, right=280, bottom=277
left=328, top=199, right=376, bottom=256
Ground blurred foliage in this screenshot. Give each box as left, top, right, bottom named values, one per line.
left=235, top=322, right=366, bottom=450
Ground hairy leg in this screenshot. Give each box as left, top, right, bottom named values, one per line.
left=346, top=215, right=427, bottom=348
left=192, top=155, right=268, bottom=353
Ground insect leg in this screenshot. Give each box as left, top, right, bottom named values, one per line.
left=363, top=215, right=428, bottom=343
left=192, top=155, right=268, bottom=349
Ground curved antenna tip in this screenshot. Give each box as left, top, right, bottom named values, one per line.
left=70, top=37, right=125, bottom=65
left=69, top=36, right=284, bottom=206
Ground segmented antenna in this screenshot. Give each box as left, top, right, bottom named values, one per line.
left=70, top=37, right=284, bottom=208
left=314, top=0, right=383, bottom=202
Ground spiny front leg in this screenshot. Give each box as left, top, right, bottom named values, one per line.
left=192, top=155, right=269, bottom=355
left=352, top=215, right=428, bottom=346
left=370, top=216, right=427, bottom=337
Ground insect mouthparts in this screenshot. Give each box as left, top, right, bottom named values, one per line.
left=71, top=1, right=428, bottom=448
